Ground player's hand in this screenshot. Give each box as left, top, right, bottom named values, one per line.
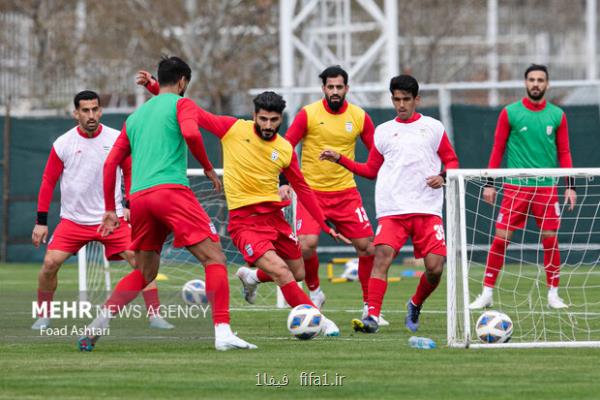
left=319, top=149, right=341, bottom=163
left=135, top=70, right=153, bottom=86
left=32, top=225, right=48, bottom=248
left=483, top=187, right=497, bottom=205
left=564, top=188, right=577, bottom=211
left=98, top=211, right=120, bottom=237
left=426, top=175, right=445, bottom=189
left=205, top=169, right=222, bottom=192
left=123, top=208, right=131, bottom=222
left=279, top=184, right=293, bottom=201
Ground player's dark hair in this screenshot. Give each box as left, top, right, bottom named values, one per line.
left=319, top=65, right=348, bottom=86
left=157, top=56, right=192, bottom=86
left=73, top=90, right=100, bottom=109
left=524, top=64, right=549, bottom=79
left=253, top=91, right=286, bottom=114
left=389, top=75, right=419, bottom=97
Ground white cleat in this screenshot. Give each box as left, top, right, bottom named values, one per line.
left=149, top=315, right=175, bottom=329
left=362, top=304, right=390, bottom=327
left=31, top=317, right=51, bottom=330
left=320, top=316, right=340, bottom=337
left=215, top=334, right=257, bottom=351
left=548, top=292, right=569, bottom=309
left=236, top=266, right=258, bottom=304
left=469, top=292, right=493, bottom=310
left=310, top=289, right=326, bottom=309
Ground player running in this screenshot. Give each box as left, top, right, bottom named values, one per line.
left=321, top=75, right=459, bottom=333
left=31, top=90, right=173, bottom=331
left=79, top=57, right=255, bottom=351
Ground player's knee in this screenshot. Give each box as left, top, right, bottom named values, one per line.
left=426, top=262, right=444, bottom=277
left=541, top=230, right=557, bottom=240
left=41, top=256, right=62, bottom=276
left=270, top=262, right=292, bottom=282
left=293, top=268, right=305, bottom=282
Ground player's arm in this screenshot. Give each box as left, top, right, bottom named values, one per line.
left=119, top=155, right=132, bottom=221
left=100, top=126, right=131, bottom=237
left=320, top=145, right=384, bottom=180
left=284, top=109, right=308, bottom=148
left=282, top=153, right=350, bottom=244
left=426, top=131, right=460, bottom=189
left=359, top=113, right=375, bottom=150
left=556, top=113, right=576, bottom=210
left=32, top=147, right=64, bottom=248
left=483, top=108, right=511, bottom=204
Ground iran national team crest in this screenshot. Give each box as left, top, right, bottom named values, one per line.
left=345, top=121, right=353, bottom=132
left=245, top=244, right=254, bottom=257
left=546, top=125, right=554, bottom=135
left=271, top=149, right=279, bottom=161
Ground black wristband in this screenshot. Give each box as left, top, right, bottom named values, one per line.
left=124, top=200, right=130, bottom=208
left=325, top=220, right=335, bottom=230
left=36, top=212, right=48, bottom=226
left=566, top=177, right=576, bottom=192
left=439, top=171, right=447, bottom=182
left=279, top=172, right=289, bottom=186
left=484, top=177, right=495, bottom=188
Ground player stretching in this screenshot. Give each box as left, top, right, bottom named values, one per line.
left=321, top=75, right=459, bottom=333
left=281, top=66, right=388, bottom=325
left=31, top=90, right=172, bottom=331
left=79, top=57, right=255, bottom=351
left=138, top=72, right=347, bottom=336
left=469, top=64, right=576, bottom=310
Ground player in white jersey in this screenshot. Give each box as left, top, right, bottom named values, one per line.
left=31, top=91, right=173, bottom=330
left=321, top=75, right=459, bottom=333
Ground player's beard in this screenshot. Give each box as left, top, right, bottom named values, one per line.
left=326, top=94, right=345, bottom=111
left=527, top=87, right=545, bottom=101
left=254, top=123, right=280, bottom=140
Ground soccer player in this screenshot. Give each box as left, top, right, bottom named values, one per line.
left=321, top=75, right=459, bottom=333
left=138, top=72, right=346, bottom=336
left=79, top=57, right=255, bottom=351
left=31, top=90, right=173, bottom=331
left=469, top=64, right=576, bottom=310
left=281, top=65, right=388, bottom=325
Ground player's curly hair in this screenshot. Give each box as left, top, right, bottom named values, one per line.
left=157, top=56, right=192, bottom=86
left=253, top=91, right=286, bottom=114
left=389, top=75, right=419, bottom=97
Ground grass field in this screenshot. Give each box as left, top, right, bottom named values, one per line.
left=1, top=262, right=600, bottom=400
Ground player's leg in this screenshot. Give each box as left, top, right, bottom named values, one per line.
left=32, top=249, right=72, bottom=329
left=297, top=194, right=325, bottom=306
left=406, top=253, right=445, bottom=333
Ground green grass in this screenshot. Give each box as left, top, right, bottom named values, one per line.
left=1, top=262, right=600, bottom=400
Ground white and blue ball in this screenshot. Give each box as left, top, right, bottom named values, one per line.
left=287, top=304, right=323, bottom=340
left=341, top=258, right=359, bottom=281
left=181, top=279, right=208, bottom=305
left=476, top=310, right=513, bottom=344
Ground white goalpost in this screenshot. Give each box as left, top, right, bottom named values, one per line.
left=446, top=168, right=600, bottom=348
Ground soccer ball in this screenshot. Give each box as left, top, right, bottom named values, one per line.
left=341, top=258, right=359, bottom=281
left=475, top=310, right=513, bottom=343
left=287, top=304, right=323, bottom=340
left=181, top=279, right=208, bottom=305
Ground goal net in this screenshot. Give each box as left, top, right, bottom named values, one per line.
left=446, top=168, right=600, bottom=348
left=78, top=169, right=295, bottom=308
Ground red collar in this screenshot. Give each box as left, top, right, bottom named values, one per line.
left=77, top=124, right=103, bottom=138
left=395, top=113, right=421, bottom=124
left=253, top=124, right=278, bottom=142
left=522, top=97, right=546, bottom=111
left=322, top=98, right=348, bottom=114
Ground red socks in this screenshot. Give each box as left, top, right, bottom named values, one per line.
left=366, top=278, right=387, bottom=318
left=256, top=269, right=274, bottom=282
left=37, top=290, right=54, bottom=317
left=142, top=287, right=161, bottom=316
left=358, top=255, right=374, bottom=302
left=104, top=269, right=148, bottom=313
left=483, top=236, right=510, bottom=288
left=205, top=264, right=230, bottom=324
left=280, top=281, right=316, bottom=308
left=543, top=236, right=561, bottom=287
left=411, top=273, right=440, bottom=306
left=304, top=253, right=320, bottom=291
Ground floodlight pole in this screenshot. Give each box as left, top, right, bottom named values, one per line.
left=586, top=0, right=597, bottom=80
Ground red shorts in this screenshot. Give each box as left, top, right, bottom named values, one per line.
left=373, top=214, right=446, bottom=259
left=48, top=218, right=131, bottom=260
left=496, top=185, right=560, bottom=231
left=130, top=186, right=219, bottom=253
left=228, top=210, right=302, bottom=265
left=296, top=187, right=374, bottom=239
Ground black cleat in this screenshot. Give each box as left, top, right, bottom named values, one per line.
left=352, top=316, right=379, bottom=333
left=405, top=301, right=422, bottom=332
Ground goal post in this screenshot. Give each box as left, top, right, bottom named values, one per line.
left=446, top=168, right=600, bottom=348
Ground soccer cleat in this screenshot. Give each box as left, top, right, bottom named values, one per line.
left=149, top=315, right=175, bottom=329
left=215, top=334, right=257, bottom=351
left=362, top=304, right=390, bottom=327
left=310, top=289, right=326, bottom=309
left=31, top=317, right=51, bottom=330
left=469, top=292, right=494, bottom=310
left=320, top=316, right=340, bottom=337
left=78, top=335, right=100, bottom=352
left=352, top=315, right=379, bottom=334
left=405, top=301, right=422, bottom=333
left=547, top=292, right=569, bottom=309
left=236, top=266, right=258, bottom=304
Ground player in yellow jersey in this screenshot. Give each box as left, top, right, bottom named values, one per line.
left=280, top=66, right=388, bottom=325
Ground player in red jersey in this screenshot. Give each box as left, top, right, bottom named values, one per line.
left=280, top=66, right=389, bottom=325
left=321, top=75, right=459, bottom=333
left=31, top=90, right=172, bottom=331
left=79, top=57, right=255, bottom=351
